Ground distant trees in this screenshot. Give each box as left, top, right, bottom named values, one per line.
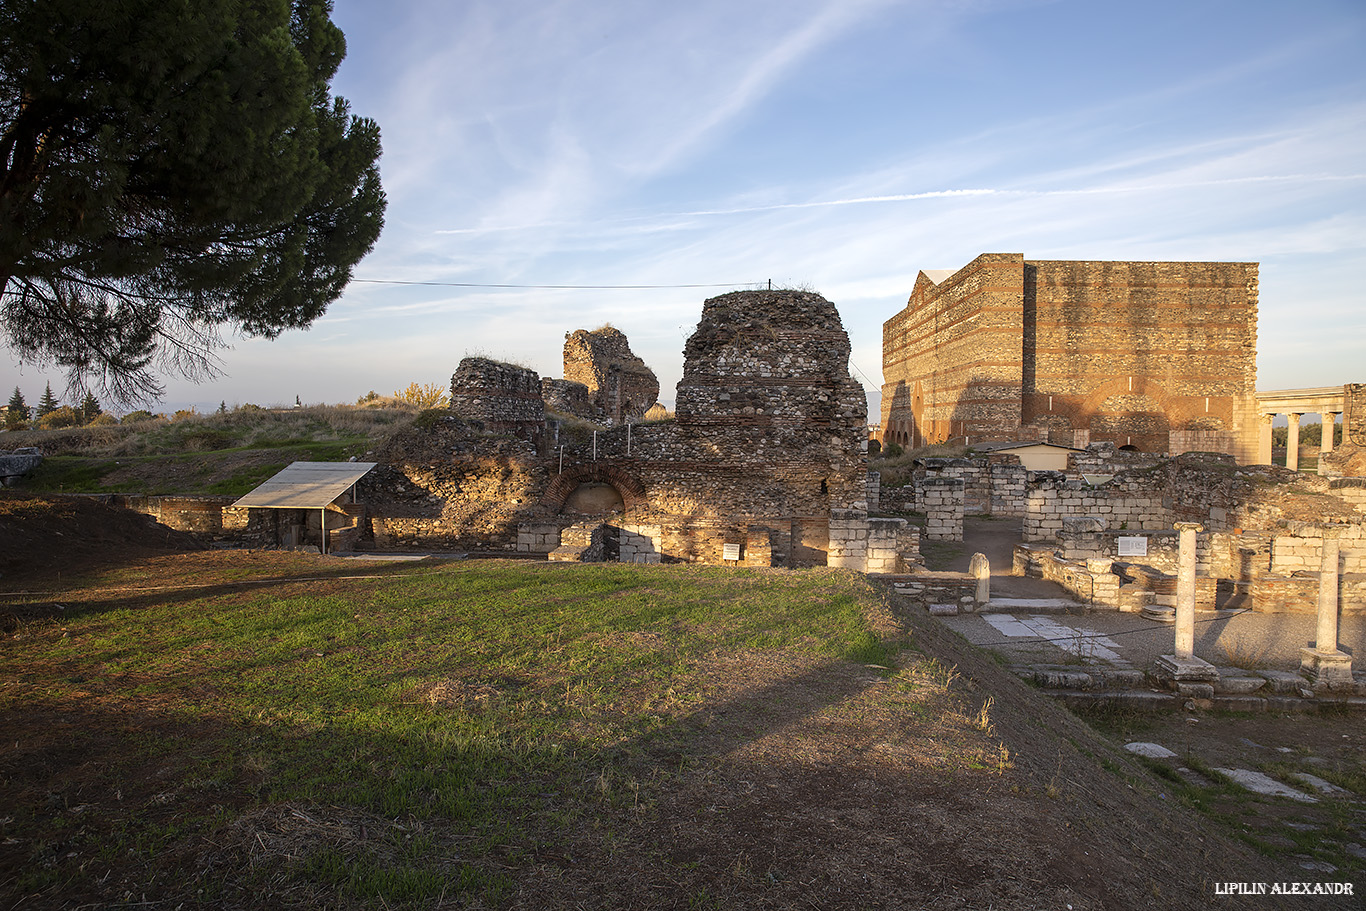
left=35, top=383, right=58, bottom=418
left=5, top=386, right=27, bottom=429
left=1271, top=421, right=1344, bottom=448
left=37, top=405, right=81, bottom=430
left=80, top=391, right=102, bottom=423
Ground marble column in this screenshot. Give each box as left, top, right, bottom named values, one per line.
left=1258, top=413, right=1274, bottom=465
left=1286, top=413, right=1301, bottom=471
left=1156, top=522, right=1217, bottom=689
left=1321, top=413, right=1338, bottom=455
left=1173, top=522, right=1201, bottom=660
left=1300, top=533, right=1354, bottom=689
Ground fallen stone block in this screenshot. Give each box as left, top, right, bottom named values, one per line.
left=1214, top=768, right=1317, bottom=803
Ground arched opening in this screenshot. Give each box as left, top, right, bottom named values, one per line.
left=563, top=481, right=625, bottom=516
left=1118, top=444, right=1139, bottom=452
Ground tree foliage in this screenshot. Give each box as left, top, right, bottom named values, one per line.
left=35, top=381, right=57, bottom=417
left=0, top=0, right=385, bottom=405
left=4, top=385, right=26, bottom=429
left=80, top=390, right=101, bottom=422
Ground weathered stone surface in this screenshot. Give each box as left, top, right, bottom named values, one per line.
left=1215, top=768, right=1318, bottom=802
left=541, top=378, right=591, bottom=417
left=449, top=357, right=545, bottom=443
left=563, top=326, right=659, bottom=424
left=0, top=447, right=42, bottom=484
left=881, top=254, right=1259, bottom=463
left=1124, top=741, right=1178, bottom=760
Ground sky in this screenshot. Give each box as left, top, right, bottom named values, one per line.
left=4, top=0, right=1364, bottom=417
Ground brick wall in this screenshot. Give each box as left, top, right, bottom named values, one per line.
left=881, top=255, right=1260, bottom=462
left=880, top=254, right=1025, bottom=447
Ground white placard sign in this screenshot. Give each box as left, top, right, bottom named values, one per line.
left=722, top=543, right=742, bottom=561
left=1117, top=536, right=1148, bottom=558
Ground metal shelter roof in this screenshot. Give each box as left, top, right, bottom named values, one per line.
left=232, top=461, right=376, bottom=509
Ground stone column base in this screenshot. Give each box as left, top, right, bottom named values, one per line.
left=1152, top=658, right=1218, bottom=680
left=1141, top=605, right=1175, bottom=623
left=1299, top=648, right=1354, bottom=691
left=1155, top=655, right=1218, bottom=697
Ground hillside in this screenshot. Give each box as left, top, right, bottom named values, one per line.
left=2, top=404, right=420, bottom=497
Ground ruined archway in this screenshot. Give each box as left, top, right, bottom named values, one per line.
left=541, top=464, right=648, bottom=515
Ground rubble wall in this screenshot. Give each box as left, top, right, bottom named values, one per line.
left=449, top=358, right=545, bottom=441
left=563, top=326, right=660, bottom=423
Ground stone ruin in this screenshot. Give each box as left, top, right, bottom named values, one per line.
left=448, top=357, right=546, bottom=445
left=0, top=448, right=42, bottom=486
left=562, top=326, right=659, bottom=424
left=344, top=289, right=918, bottom=570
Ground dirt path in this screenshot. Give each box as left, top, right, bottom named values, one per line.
left=944, top=515, right=1075, bottom=599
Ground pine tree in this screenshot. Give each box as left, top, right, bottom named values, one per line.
left=0, top=0, right=385, bottom=405
left=36, top=382, right=58, bottom=418
left=80, top=391, right=102, bottom=423
left=5, top=386, right=27, bottom=430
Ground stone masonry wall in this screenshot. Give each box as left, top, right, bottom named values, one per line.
left=522, top=290, right=872, bottom=567
left=1023, top=475, right=1169, bottom=541
left=918, top=477, right=964, bottom=541
left=1345, top=383, right=1366, bottom=445
left=881, top=255, right=1260, bottom=462
left=563, top=326, right=660, bottom=424
left=449, top=357, right=546, bottom=442
left=541, top=378, right=591, bottom=417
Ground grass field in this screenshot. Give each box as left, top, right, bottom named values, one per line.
left=4, top=543, right=1354, bottom=908
left=2, top=559, right=919, bottom=907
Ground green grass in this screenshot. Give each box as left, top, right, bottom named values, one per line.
left=2, top=562, right=898, bottom=906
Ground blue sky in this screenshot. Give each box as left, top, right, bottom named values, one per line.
left=4, top=0, right=1364, bottom=416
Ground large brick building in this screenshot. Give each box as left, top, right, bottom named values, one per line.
left=880, top=253, right=1260, bottom=463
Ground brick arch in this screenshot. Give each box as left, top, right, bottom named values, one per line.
left=541, top=464, right=649, bottom=514
left=1077, top=376, right=1201, bottom=425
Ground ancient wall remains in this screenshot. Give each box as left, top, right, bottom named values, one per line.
left=917, top=477, right=964, bottom=541
left=881, top=254, right=1025, bottom=447
left=881, top=255, right=1260, bottom=462
left=563, top=326, right=660, bottom=424
left=449, top=357, right=546, bottom=443
left=555, top=289, right=873, bottom=566
left=1344, top=384, right=1366, bottom=445
left=541, top=378, right=591, bottom=417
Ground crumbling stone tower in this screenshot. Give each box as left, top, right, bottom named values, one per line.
left=563, top=326, right=659, bottom=424
left=674, top=289, right=868, bottom=513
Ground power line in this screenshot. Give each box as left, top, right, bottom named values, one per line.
left=351, top=279, right=766, bottom=290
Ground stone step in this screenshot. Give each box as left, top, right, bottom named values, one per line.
left=980, top=597, right=1084, bottom=613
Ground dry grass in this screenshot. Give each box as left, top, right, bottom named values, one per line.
left=6, top=403, right=418, bottom=457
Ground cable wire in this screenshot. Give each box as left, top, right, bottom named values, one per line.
left=351, top=279, right=766, bottom=290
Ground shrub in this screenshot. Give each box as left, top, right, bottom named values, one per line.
left=88, top=413, right=119, bottom=427
left=38, top=405, right=82, bottom=429
left=881, top=441, right=904, bottom=459
left=395, top=382, right=449, bottom=409
left=122, top=410, right=159, bottom=424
